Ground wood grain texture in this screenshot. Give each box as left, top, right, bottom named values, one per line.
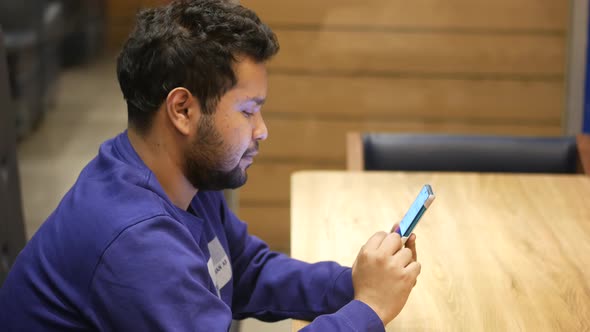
left=270, top=30, right=565, bottom=76
left=578, top=134, right=590, bottom=174
left=106, top=0, right=169, bottom=19
left=238, top=205, right=290, bottom=252
left=346, top=132, right=363, bottom=171
left=260, top=117, right=562, bottom=163
left=266, top=75, right=563, bottom=120
left=106, top=0, right=170, bottom=48
left=106, top=0, right=141, bottom=20
left=242, top=0, right=567, bottom=30
left=291, top=172, right=590, bottom=331
left=241, top=161, right=337, bottom=204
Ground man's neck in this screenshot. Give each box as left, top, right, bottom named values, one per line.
left=127, top=128, right=197, bottom=210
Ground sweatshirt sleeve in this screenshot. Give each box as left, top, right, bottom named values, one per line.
left=221, top=194, right=382, bottom=332
left=299, top=300, right=385, bottom=332
left=87, top=216, right=233, bottom=332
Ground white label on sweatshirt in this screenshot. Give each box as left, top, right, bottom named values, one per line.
left=207, top=237, right=232, bottom=297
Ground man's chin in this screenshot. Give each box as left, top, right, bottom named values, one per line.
left=186, top=167, right=247, bottom=191
left=224, top=179, right=247, bottom=190
left=222, top=168, right=248, bottom=190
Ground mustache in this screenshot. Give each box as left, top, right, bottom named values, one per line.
left=244, top=142, right=259, bottom=156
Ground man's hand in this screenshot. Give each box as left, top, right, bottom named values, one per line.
left=351, top=230, right=421, bottom=326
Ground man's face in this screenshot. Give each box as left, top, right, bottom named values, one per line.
left=184, top=57, right=269, bottom=191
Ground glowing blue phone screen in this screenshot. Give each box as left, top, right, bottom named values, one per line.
left=398, top=186, right=431, bottom=237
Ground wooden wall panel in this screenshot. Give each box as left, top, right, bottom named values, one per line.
left=266, top=75, right=563, bottom=121
left=106, top=0, right=170, bottom=49
left=271, top=30, right=565, bottom=76
left=106, top=0, right=142, bottom=21
left=242, top=162, right=337, bottom=204
left=107, top=0, right=170, bottom=23
left=260, top=117, right=562, bottom=163
left=242, top=0, right=567, bottom=30
left=238, top=206, right=290, bottom=252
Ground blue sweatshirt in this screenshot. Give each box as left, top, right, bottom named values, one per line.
left=0, top=132, right=384, bottom=332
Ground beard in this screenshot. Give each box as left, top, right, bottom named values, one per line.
left=183, top=114, right=254, bottom=191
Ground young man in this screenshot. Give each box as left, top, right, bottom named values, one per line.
left=0, top=1, right=421, bottom=331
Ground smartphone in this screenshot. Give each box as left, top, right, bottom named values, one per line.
left=394, top=184, right=435, bottom=244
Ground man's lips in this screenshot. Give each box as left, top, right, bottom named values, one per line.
left=241, top=152, right=258, bottom=165
left=243, top=150, right=258, bottom=159
left=242, top=143, right=259, bottom=163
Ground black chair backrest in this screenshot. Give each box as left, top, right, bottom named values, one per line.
left=363, top=133, right=579, bottom=173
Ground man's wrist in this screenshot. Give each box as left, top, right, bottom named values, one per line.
left=353, top=297, right=388, bottom=325
left=346, top=300, right=387, bottom=331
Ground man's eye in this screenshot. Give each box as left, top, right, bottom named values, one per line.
left=242, top=111, right=252, bottom=118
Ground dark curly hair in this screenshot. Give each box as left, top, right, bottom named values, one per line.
left=116, top=0, right=279, bottom=133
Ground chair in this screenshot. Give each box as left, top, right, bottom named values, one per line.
left=0, top=28, right=27, bottom=286
left=347, top=132, right=590, bottom=174
left=0, top=0, right=64, bottom=137
left=60, top=0, right=106, bottom=66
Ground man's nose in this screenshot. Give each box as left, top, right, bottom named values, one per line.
left=253, top=113, right=268, bottom=141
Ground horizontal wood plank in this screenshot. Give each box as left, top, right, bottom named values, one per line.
left=107, top=0, right=169, bottom=20
left=242, top=0, right=567, bottom=31
left=238, top=206, right=290, bottom=252
left=242, top=162, right=338, bottom=204
left=271, top=30, right=565, bottom=76
left=266, top=75, right=564, bottom=121
left=259, top=118, right=562, bottom=162
left=106, top=0, right=141, bottom=20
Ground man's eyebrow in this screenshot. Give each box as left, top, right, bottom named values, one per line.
left=243, top=97, right=266, bottom=105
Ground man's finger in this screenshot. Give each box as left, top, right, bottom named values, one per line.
left=378, top=232, right=403, bottom=256
left=392, top=247, right=413, bottom=267
left=390, top=223, right=400, bottom=234
left=404, top=233, right=417, bottom=261
left=364, top=231, right=388, bottom=250
left=405, top=261, right=422, bottom=280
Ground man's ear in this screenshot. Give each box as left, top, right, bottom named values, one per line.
left=165, top=87, right=201, bottom=136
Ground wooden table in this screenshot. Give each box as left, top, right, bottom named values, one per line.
left=291, top=171, right=590, bottom=331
